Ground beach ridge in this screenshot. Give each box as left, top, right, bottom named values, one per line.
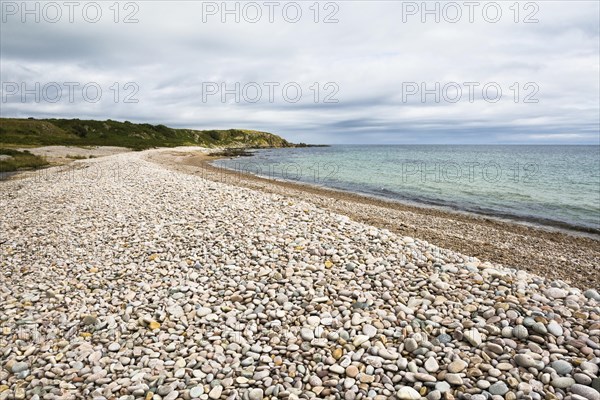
left=1, top=147, right=599, bottom=400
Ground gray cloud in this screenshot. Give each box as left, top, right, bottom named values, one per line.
left=1, top=0, right=598, bottom=144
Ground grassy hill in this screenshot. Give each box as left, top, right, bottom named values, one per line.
left=0, top=118, right=294, bottom=150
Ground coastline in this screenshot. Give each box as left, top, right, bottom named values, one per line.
left=2, top=146, right=599, bottom=400
left=147, top=149, right=600, bottom=290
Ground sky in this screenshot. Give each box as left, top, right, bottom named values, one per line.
left=1, top=0, right=599, bottom=144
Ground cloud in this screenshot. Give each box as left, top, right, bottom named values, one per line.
left=1, top=0, right=598, bottom=144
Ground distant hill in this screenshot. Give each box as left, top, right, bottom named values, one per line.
left=0, top=118, right=294, bottom=150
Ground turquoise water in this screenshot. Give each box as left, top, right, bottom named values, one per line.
left=213, top=145, right=600, bottom=234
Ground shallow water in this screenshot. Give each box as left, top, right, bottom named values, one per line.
left=213, top=145, right=600, bottom=233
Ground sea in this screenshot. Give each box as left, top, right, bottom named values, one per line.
left=212, top=145, right=600, bottom=235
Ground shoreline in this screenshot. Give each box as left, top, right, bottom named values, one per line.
left=213, top=158, right=600, bottom=239
left=147, top=148, right=600, bottom=290
left=2, top=147, right=599, bottom=400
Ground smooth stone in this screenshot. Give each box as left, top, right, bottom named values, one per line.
left=435, top=382, right=451, bottom=393
left=329, top=364, right=345, bottom=374
left=190, top=386, right=204, bottom=398
left=424, top=357, right=439, bottom=373
left=583, top=289, right=600, bottom=301
left=230, top=294, right=243, bottom=302
left=515, top=354, right=539, bottom=369
left=464, top=329, right=482, bottom=346
left=346, top=365, right=359, bottom=378
left=489, top=382, right=509, bottom=396
left=197, top=307, right=212, bottom=317
left=477, top=380, right=491, bottom=389
left=404, top=338, right=418, bottom=352
left=447, top=360, right=467, bottom=373
left=300, top=328, right=314, bottom=341
left=547, top=321, right=563, bottom=336
left=108, top=343, right=120, bottom=352
left=379, top=348, right=398, bottom=360
left=574, top=373, right=592, bottom=385
left=157, top=386, right=172, bottom=396
left=513, top=325, right=528, bottom=339
left=254, top=370, right=270, bottom=380
left=167, top=305, right=184, bottom=318
left=10, top=362, right=29, bottom=374
left=248, top=389, right=263, bottom=400
left=353, top=335, right=370, bottom=347
left=551, top=377, right=575, bottom=389
left=436, top=334, right=452, bottom=344
left=445, top=374, right=463, bottom=385
left=309, top=376, right=322, bottom=387
left=427, top=390, right=442, bottom=400
left=551, top=360, right=572, bottom=375
left=208, top=386, right=222, bottom=399
left=396, top=386, right=421, bottom=399
left=571, top=384, right=600, bottom=400
left=362, top=324, right=377, bottom=338
left=531, top=322, right=547, bottom=335
left=164, top=392, right=179, bottom=400
left=174, top=369, right=185, bottom=378
left=82, top=315, right=98, bottom=325
left=581, top=362, right=600, bottom=375
left=545, top=288, right=568, bottom=299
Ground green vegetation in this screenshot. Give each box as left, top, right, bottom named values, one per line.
left=0, top=148, right=49, bottom=172
left=0, top=118, right=294, bottom=150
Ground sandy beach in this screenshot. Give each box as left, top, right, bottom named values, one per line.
left=1, top=147, right=599, bottom=400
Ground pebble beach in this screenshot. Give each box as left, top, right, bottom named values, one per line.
left=1, top=148, right=599, bottom=400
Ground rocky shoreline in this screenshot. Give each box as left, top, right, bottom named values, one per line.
left=148, top=149, right=600, bottom=290
left=1, top=148, right=599, bottom=400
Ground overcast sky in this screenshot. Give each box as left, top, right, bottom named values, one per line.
left=1, top=0, right=599, bottom=144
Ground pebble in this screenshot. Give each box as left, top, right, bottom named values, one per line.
left=424, top=357, right=439, bottom=373
left=571, top=384, right=600, bottom=400
left=300, top=328, right=314, bottom=341
left=436, top=334, right=452, bottom=344
left=82, top=315, right=98, bottom=325
left=547, top=321, right=563, bottom=336
left=404, top=338, right=418, bottom=352
left=329, top=364, right=345, bottom=374
left=583, top=289, right=600, bottom=301
left=445, top=374, right=463, bottom=385
left=545, top=288, right=568, bottom=299
left=0, top=149, right=597, bottom=400
left=447, top=360, right=467, bottom=373
left=489, top=381, right=509, bottom=396
left=346, top=365, right=359, bottom=378
left=464, top=329, right=482, bottom=346
left=190, top=386, right=204, bottom=398
left=550, top=377, right=575, bottom=389
left=208, top=386, right=223, bottom=399
left=550, top=360, right=572, bottom=375
left=435, top=382, right=451, bottom=393
left=9, top=362, right=29, bottom=374
left=363, top=324, right=377, bottom=338
left=248, top=388, right=263, bottom=400
left=396, top=386, right=421, bottom=399
left=513, top=325, right=528, bottom=339
left=515, top=354, right=539, bottom=369
left=427, top=391, right=442, bottom=400
left=353, top=335, right=370, bottom=347
left=574, top=373, right=592, bottom=385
